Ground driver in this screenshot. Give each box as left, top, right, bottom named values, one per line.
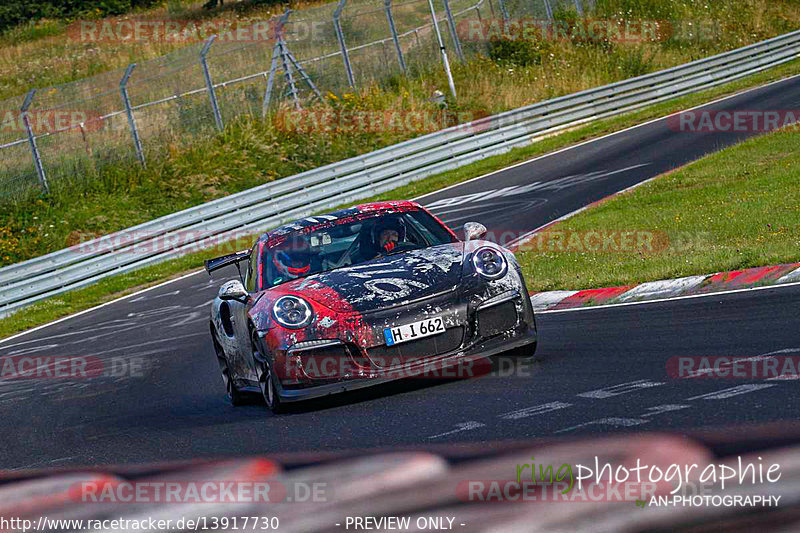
left=273, top=234, right=313, bottom=280
left=371, top=217, right=406, bottom=256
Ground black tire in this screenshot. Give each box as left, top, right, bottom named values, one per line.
left=252, top=331, right=284, bottom=414
left=212, top=330, right=247, bottom=406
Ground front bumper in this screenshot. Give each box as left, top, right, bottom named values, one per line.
left=274, top=289, right=537, bottom=403
left=276, top=331, right=537, bottom=402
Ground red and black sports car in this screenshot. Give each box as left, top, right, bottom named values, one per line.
left=205, top=201, right=537, bottom=412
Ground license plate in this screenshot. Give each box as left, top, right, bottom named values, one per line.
left=384, top=317, right=445, bottom=346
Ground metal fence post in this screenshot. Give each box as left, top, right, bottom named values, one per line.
left=497, top=0, right=510, bottom=21
left=262, top=43, right=281, bottom=115
left=574, top=0, right=584, bottom=16
left=427, top=0, right=457, bottom=98
left=384, top=0, right=407, bottom=74
left=200, top=35, right=224, bottom=131
left=279, top=39, right=301, bottom=110
left=284, top=44, right=323, bottom=105
left=120, top=64, right=146, bottom=167
left=262, top=11, right=290, bottom=116
left=542, top=0, right=554, bottom=20
left=442, top=0, right=464, bottom=62
left=20, top=90, right=49, bottom=194
left=333, top=0, right=356, bottom=89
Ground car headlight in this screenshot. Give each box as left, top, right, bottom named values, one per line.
left=273, top=295, right=313, bottom=329
left=472, top=246, right=508, bottom=279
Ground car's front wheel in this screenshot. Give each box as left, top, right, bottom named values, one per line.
left=252, top=332, right=284, bottom=414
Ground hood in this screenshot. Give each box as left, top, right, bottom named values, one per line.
left=279, top=242, right=466, bottom=313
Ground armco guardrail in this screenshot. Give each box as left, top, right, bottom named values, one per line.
left=1, top=30, right=799, bottom=317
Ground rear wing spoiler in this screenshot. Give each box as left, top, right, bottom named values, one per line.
left=204, top=250, right=251, bottom=275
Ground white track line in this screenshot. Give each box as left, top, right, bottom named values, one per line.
left=0, top=270, right=203, bottom=346
left=506, top=173, right=663, bottom=249
left=3, top=72, right=799, bottom=344
left=777, top=266, right=800, bottom=283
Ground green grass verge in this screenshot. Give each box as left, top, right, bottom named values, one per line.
left=1, top=62, right=798, bottom=339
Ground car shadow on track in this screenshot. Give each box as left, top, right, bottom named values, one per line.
left=271, top=350, right=543, bottom=415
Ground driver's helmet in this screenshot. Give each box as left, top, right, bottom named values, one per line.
left=273, top=234, right=312, bottom=279
left=371, top=217, right=406, bottom=254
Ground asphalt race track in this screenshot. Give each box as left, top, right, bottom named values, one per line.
left=2, top=75, right=800, bottom=469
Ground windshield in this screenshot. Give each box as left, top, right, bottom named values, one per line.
left=261, top=209, right=456, bottom=288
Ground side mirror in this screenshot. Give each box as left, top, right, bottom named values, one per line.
left=463, top=222, right=487, bottom=241
left=219, top=279, right=249, bottom=303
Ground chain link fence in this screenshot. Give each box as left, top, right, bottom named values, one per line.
left=0, top=0, right=593, bottom=200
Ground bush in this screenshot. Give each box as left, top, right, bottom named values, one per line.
left=610, top=46, right=654, bottom=78
left=488, top=37, right=550, bottom=67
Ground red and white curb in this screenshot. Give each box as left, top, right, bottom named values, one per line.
left=529, top=263, right=800, bottom=312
